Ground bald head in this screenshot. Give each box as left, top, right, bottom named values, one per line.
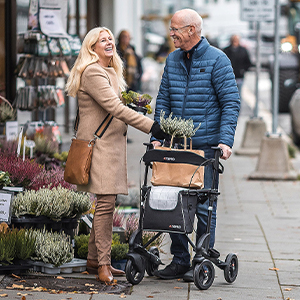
left=172, top=9, right=203, bottom=36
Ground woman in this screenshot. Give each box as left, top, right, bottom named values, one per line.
left=116, top=30, right=142, bottom=92
left=65, top=27, right=166, bottom=283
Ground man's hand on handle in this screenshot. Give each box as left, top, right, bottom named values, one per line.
left=218, top=143, right=232, bottom=160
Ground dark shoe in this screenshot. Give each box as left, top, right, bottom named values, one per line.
left=87, top=259, right=125, bottom=276
left=98, top=265, right=113, bottom=283
left=154, top=262, right=190, bottom=279
left=183, top=268, right=193, bottom=282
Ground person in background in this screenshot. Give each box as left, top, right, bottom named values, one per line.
left=116, top=30, right=143, bottom=92
left=151, top=8, right=240, bottom=281
left=65, top=26, right=167, bottom=284
left=223, top=34, right=252, bottom=101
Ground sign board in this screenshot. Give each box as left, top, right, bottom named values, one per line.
left=241, top=0, right=275, bottom=22
left=0, top=191, right=14, bottom=224
left=5, top=121, right=18, bottom=141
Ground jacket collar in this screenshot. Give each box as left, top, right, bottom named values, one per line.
left=179, top=36, right=210, bottom=60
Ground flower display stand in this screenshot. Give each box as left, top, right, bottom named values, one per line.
left=31, top=258, right=87, bottom=275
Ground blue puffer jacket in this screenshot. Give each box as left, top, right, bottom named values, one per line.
left=153, top=37, right=240, bottom=149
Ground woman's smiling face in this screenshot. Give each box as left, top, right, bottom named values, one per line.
left=94, top=30, right=114, bottom=66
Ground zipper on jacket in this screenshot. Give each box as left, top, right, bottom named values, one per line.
left=181, top=68, right=191, bottom=118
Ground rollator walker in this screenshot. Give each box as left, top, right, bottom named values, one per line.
left=125, top=143, right=238, bottom=290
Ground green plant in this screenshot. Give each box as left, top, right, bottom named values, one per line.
left=159, top=110, right=201, bottom=139
left=0, top=228, right=17, bottom=264
left=15, top=228, right=36, bottom=260
left=74, top=234, right=90, bottom=259
left=34, top=134, right=59, bottom=156
left=32, top=228, right=74, bottom=267
left=288, top=143, right=296, bottom=158
left=111, top=233, right=129, bottom=261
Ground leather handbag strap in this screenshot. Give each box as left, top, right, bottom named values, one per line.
left=74, top=107, right=114, bottom=138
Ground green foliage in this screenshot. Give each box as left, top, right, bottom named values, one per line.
left=15, top=228, right=36, bottom=260
left=288, top=143, right=296, bottom=159
left=0, top=228, right=17, bottom=264
left=34, top=134, right=58, bottom=156
left=111, top=233, right=129, bottom=261
left=160, top=110, right=201, bottom=138
left=74, top=234, right=90, bottom=259
left=53, top=151, right=68, bottom=162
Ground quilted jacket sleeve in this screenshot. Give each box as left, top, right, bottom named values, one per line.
left=212, top=54, right=240, bottom=147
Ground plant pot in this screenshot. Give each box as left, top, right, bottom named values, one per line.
left=127, top=104, right=147, bottom=115
left=62, top=217, right=79, bottom=238
left=111, top=259, right=127, bottom=271
left=11, top=215, right=51, bottom=230
left=0, top=259, right=32, bottom=275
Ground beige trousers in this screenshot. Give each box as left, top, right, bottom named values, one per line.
left=87, top=194, right=116, bottom=265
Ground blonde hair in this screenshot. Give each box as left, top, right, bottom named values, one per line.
left=66, top=27, right=127, bottom=97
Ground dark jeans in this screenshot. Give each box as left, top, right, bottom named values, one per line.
left=170, top=147, right=219, bottom=266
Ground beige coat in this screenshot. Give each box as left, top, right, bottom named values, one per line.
left=76, top=63, right=153, bottom=195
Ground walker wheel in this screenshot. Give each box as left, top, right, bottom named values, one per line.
left=125, top=257, right=145, bottom=285
left=145, top=246, right=160, bottom=276
left=193, top=259, right=215, bottom=290
left=224, top=253, right=238, bottom=283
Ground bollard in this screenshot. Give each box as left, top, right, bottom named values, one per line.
left=249, top=134, right=297, bottom=180
left=235, top=117, right=267, bottom=156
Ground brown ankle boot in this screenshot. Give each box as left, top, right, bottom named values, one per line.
left=110, top=265, right=125, bottom=276
left=86, top=259, right=98, bottom=274
left=87, top=260, right=125, bottom=276
left=98, top=265, right=113, bottom=283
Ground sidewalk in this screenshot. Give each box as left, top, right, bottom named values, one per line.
left=1, top=72, right=300, bottom=299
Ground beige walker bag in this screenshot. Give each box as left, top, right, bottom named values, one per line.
left=150, top=138, right=205, bottom=188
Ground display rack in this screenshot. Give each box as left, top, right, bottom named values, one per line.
left=14, top=31, right=80, bottom=132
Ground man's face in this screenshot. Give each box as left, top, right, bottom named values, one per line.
left=169, top=16, right=191, bottom=51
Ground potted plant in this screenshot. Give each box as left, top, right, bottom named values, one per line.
left=11, top=185, right=92, bottom=236
left=74, top=233, right=129, bottom=271
left=0, top=225, right=36, bottom=274
left=0, top=171, right=11, bottom=189
left=31, top=228, right=74, bottom=274
left=159, top=110, right=201, bottom=147
left=112, top=206, right=126, bottom=243
left=111, top=233, right=129, bottom=271
left=0, top=96, right=16, bottom=135
left=121, top=90, right=153, bottom=114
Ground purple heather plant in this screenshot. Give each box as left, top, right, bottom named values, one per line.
left=113, top=206, right=125, bottom=228
left=29, top=165, right=75, bottom=191
left=0, top=153, right=43, bottom=188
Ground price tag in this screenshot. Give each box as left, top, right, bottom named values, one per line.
left=0, top=191, right=14, bottom=224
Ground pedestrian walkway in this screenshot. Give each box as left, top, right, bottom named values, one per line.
left=1, top=70, right=300, bottom=299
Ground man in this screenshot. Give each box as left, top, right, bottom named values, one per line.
left=223, top=34, right=252, bottom=101
left=151, top=8, right=240, bottom=281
